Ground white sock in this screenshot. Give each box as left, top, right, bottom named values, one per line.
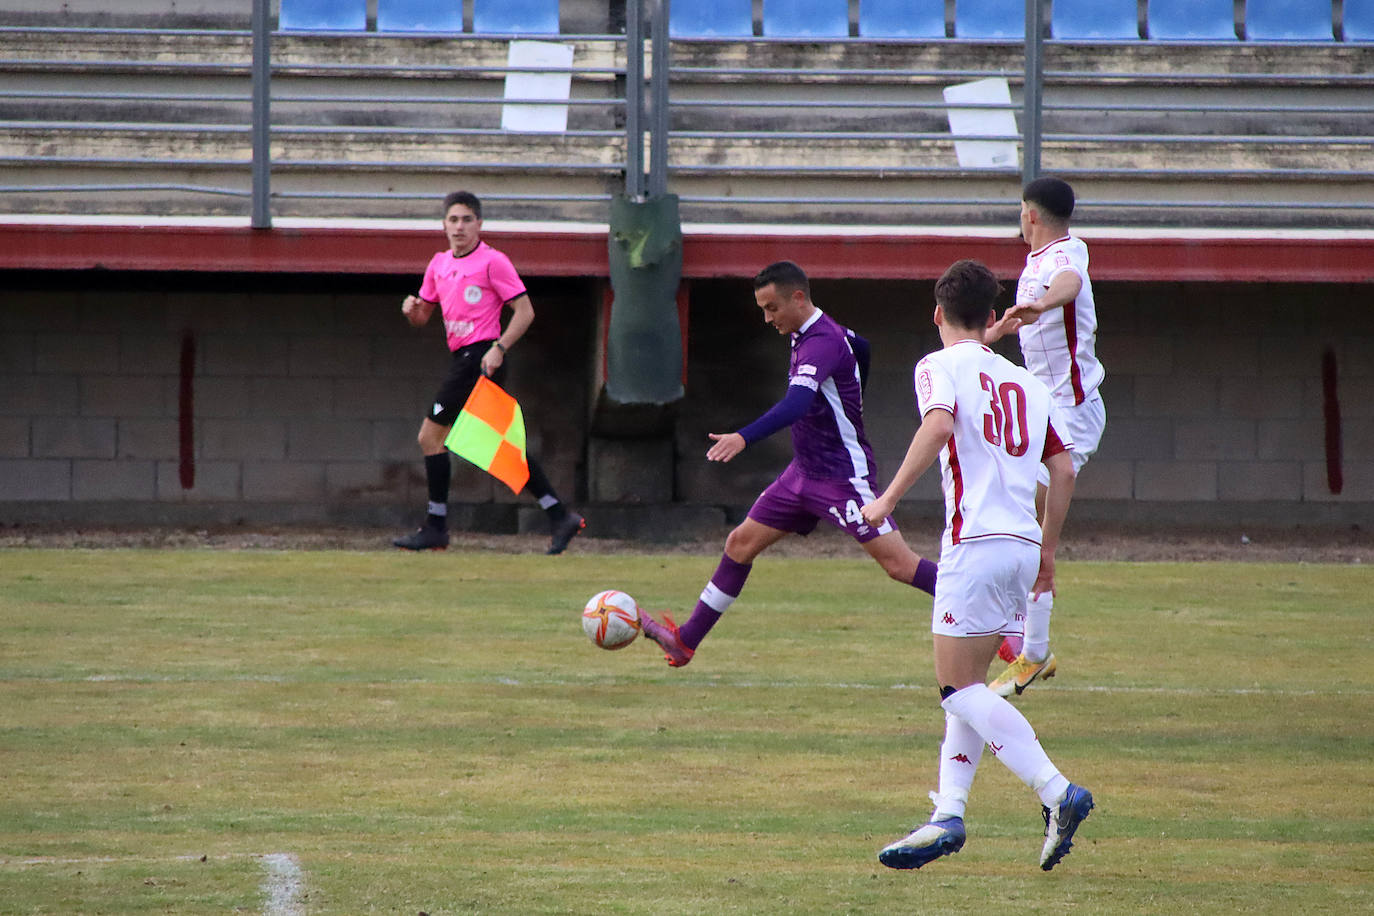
left=942, top=683, right=1069, bottom=809
left=933, top=711, right=983, bottom=820
left=1023, top=592, right=1053, bottom=663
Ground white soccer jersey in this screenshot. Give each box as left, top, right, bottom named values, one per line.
left=914, top=340, right=1072, bottom=549
left=1016, top=234, right=1104, bottom=406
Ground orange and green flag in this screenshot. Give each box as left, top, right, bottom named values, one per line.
left=444, top=376, right=529, bottom=494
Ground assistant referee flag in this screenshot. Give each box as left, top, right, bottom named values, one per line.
left=444, top=376, right=530, bottom=494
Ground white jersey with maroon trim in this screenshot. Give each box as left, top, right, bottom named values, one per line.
left=913, top=339, right=1071, bottom=549
left=1015, top=234, right=1104, bottom=406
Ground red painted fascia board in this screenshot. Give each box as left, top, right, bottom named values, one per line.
left=678, top=233, right=1374, bottom=283
left=0, top=224, right=608, bottom=277
left=0, top=223, right=1371, bottom=283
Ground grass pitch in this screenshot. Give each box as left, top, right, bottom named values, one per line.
left=0, top=549, right=1371, bottom=914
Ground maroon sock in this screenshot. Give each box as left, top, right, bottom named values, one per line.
left=911, top=557, right=937, bottom=596
left=678, top=554, right=752, bottom=649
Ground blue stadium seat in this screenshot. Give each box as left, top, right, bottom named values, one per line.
left=473, top=0, right=559, bottom=34
left=763, top=0, right=849, bottom=37
left=1246, top=0, right=1332, bottom=40
left=377, top=0, right=463, bottom=33
left=1348, top=0, right=1374, bottom=39
left=859, top=0, right=945, bottom=38
left=670, top=0, right=754, bottom=37
left=954, top=0, right=1024, bottom=39
left=1147, top=0, right=1235, bottom=39
left=279, top=0, right=366, bottom=31
left=1051, top=0, right=1138, bottom=39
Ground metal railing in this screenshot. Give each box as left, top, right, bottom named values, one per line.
left=0, top=0, right=1371, bottom=227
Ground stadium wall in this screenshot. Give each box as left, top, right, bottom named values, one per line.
left=1, top=260, right=1370, bottom=534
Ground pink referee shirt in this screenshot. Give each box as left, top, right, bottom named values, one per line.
left=419, top=241, right=528, bottom=352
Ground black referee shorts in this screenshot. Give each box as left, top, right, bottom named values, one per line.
left=426, top=340, right=504, bottom=427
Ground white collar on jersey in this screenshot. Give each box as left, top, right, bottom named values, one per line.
left=794, top=308, right=824, bottom=338
left=1029, top=234, right=1074, bottom=258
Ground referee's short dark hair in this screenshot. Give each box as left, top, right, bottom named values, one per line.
left=1022, top=177, right=1075, bottom=220
left=443, top=190, right=482, bottom=219
left=754, top=260, right=810, bottom=296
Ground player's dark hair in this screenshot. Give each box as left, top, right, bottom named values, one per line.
left=935, top=259, right=1001, bottom=329
left=442, top=190, right=482, bottom=219
left=753, top=260, right=810, bottom=297
left=1022, top=176, right=1075, bottom=221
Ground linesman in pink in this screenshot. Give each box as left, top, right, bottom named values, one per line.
left=985, top=176, right=1106, bottom=696
left=861, top=258, right=1093, bottom=872
left=393, top=190, right=584, bottom=554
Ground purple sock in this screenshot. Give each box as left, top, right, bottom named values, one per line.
left=677, top=603, right=721, bottom=650
left=910, top=557, right=937, bottom=596
left=678, top=554, right=752, bottom=649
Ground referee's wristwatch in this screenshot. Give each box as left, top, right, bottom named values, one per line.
left=492, top=341, right=507, bottom=354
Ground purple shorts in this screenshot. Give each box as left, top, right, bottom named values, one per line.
left=747, top=462, right=896, bottom=544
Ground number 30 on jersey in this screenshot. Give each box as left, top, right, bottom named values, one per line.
left=980, top=373, right=1029, bottom=457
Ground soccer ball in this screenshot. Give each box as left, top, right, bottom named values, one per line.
left=581, top=589, right=641, bottom=650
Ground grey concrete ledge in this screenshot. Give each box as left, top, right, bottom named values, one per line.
left=0, top=499, right=1366, bottom=539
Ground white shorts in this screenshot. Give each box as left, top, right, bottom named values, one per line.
left=1038, top=391, right=1106, bottom=488
left=932, top=539, right=1039, bottom=638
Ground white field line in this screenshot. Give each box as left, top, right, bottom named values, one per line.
left=3, top=672, right=1364, bottom=697
left=260, top=853, right=304, bottom=916
left=2, top=851, right=306, bottom=916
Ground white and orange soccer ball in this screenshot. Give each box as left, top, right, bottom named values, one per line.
left=581, top=589, right=641, bottom=650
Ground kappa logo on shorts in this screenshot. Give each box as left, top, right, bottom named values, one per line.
left=942, top=612, right=956, bottom=625
left=949, top=753, right=974, bottom=765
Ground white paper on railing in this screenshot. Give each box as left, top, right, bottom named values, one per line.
left=501, top=41, right=575, bottom=133
left=942, top=77, right=1019, bottom=169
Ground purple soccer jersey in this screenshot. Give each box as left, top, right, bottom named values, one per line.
left=786, top=311, right=877, bottom=480
left=743, top=310, right=895, bottom=544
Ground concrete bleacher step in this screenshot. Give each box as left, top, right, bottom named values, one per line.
left=1, top=25, right=1371, bottom=226
left=5, top=120, right=1367, bottom=176
left=0, top=28, right=624, bottom=78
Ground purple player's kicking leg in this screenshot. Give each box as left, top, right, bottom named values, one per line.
left=642, top=520, right=783, bottom=667
left=642, top=552, right=754, bottom=668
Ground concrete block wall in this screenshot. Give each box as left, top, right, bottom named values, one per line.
left=0, top=271, right=594, bottom=525
left=2, top=268, right=1369, bottom=529
left=674, top=275, right=1374, bottom=526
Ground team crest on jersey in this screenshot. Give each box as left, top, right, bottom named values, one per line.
left=463, top=284, right=483, bottom=304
